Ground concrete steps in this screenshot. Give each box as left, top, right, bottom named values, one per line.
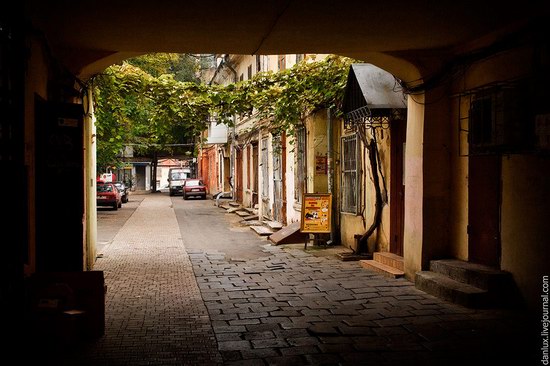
left=268, top=221, right=308, bottom=245
left=415, top=259, right=519, bottom=309
left=360, top=252, right=405, bottom=278
left=220, top=203, right=285, bottom=239
left=250, top=225, right=274, bottom=236
left=265, top=221, right=283, bottom=231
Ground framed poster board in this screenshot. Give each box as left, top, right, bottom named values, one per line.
left=300, top=193, right=332, bottom=233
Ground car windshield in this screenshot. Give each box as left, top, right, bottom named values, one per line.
left=185, top=180, right=202, bottom=187
left=171, top=172, right=187, bottom=180
left=98, top=184, right=114, bottom=192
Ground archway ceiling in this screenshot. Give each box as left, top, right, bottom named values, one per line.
left=26, top=0, right=546, bottom=80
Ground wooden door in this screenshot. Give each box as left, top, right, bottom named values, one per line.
left=272, top=134, right=283, bottom=222
left=236, top=148, right=243, bottom=203
left=468, top=155, right=501, bottom=267
left=390, top=119, right=406, bottom=256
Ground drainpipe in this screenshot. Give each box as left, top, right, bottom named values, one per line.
left=222, top=55, right=238, bottom=201
left=327, top=108, right=336, bottom=245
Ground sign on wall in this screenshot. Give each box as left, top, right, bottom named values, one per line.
left=300, top=193, right=332, bottom=233
left=315, top=156, right=327, bottom=175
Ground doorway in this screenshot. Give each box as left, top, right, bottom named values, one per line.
left=390, top=119, right=406, bottom=257
left=468, top=155, right=501, bottom=267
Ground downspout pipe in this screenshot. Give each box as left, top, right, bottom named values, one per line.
left=327, top=108, right=336, bottom=245
left=222, top=56, right=237, bottom=201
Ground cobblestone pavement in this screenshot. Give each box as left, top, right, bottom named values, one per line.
left=43, top=195, right=222, bottom=365
left=38, top=194, right=538, bottom=365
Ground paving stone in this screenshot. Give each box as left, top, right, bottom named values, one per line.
left=240, top=348, right=280, bottom=359
left=58, top=195, right=535, bottom=366
left=251, top=338, right=289, bottom=348
left=218, top=340, right=252, bottom=351
left=262, top=355, right=308, bottom=366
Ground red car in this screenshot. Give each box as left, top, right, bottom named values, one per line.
left=182, top=179, right=207, bottom=200
left=97, top=182, right=122, bottom=210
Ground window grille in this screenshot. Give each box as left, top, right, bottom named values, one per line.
left=341, top=134, right=359, bottom=213
left=294, top=125, right=306, bottom=204
left=261, top=137, right=269, bottom=198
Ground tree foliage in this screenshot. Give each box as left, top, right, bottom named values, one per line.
left=93, top=54, right=355, bottom=170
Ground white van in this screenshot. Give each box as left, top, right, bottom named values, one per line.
left=168, top=168, right=191, bottom=196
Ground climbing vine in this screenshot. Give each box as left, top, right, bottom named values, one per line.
left=93, top=54, right=356, bottom=169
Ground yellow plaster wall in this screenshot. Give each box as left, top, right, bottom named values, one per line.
left=501, top=155, right=550, bottom=314
left=448, top=44, right=548, bottom=312
left=403, top=95, right=424, bottom=279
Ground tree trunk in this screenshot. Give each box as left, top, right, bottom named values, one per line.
left=358, top=139, right=383, bottom=253
left=151, top=151, right=158, bottom=192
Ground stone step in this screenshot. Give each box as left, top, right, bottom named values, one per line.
left=415, top=271, right=489, bottom=308
left=250, top=225, right=274, bottom=236
left=268, top=221, right=308, bottom=245
left=242, top=214, right=258, bottom=221
left=244, top=207, right=256, bottom=213
left=226, top=207, right=241, bottom=213
left=373, top=252, right=404, bottom=271
left=235, top=210, right=250, bottom=217
left=429, top=259, right=513, bottom=291
left=228, top=202, right=241, bottom=207
left=241, top=220, right=264, bottom=226
left=219, top=204, right=230, bottom=210
left=359, top=260, right=405, bottom=278
left=265, top=221, right=283, bottom=230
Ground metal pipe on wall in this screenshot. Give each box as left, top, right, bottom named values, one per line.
left=327, top=108, right=336, bottom=244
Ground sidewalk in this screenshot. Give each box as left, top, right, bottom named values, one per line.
left=57, top=194, right=222, bottom=365
left=46, top=194, right=537, bottom=365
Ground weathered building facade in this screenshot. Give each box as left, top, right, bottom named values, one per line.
left=4, top=3, right=548, bottom=341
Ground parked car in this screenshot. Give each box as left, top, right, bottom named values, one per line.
left=113, top=181, right=129, bottom=203
left=182, top=179, right=207, bottom=200
left=97, top=182, right=122, bottom=210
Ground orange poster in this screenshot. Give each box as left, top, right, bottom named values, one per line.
left=300, top=194, right=332, bottom=233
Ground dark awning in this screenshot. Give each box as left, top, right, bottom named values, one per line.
left=342, top=64, right=406, bottom=114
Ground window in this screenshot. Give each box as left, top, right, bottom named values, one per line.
left=294, top=125, right=306, bottom=205
left=239, top=73, right=244, bottom=82
left=341, top=134, right=359, bottom=213
left=296, top=54, right=305, bottom=63
left=256, top=55, right=261, bottom=73
left=247, top=64, right=252, bottom=80
left=261, top=137, right=269, bottom=198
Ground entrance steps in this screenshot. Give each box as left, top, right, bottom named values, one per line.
left=250, top=225, right=274, bottom=236
left=268, top=221, right=308, bottom=245
left=218, top=202, right=285, bottom=238
left=360, top=252, right=405, bottom=278
left=415, top=259, right=519, bottom=308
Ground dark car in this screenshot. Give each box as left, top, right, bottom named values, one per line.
left=97, top=182, right=122, bottom=210
left=113, top=181, right=129, bottom=203
left=182, top=179, right=207, bottom=200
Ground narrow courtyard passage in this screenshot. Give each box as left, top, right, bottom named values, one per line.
left=44, top=193, right=536, bottom=365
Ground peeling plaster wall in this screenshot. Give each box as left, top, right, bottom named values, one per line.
left=448, top=44, right=550, bottom=313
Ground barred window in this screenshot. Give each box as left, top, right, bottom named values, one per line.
left=261, top=137, right=269, bottom=198
left=341, top=134, right=359, bottom=213
left=294, top=125, right=306, bottom=204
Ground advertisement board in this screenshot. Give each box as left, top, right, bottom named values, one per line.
left=300, top=193, right=332, bottom=233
